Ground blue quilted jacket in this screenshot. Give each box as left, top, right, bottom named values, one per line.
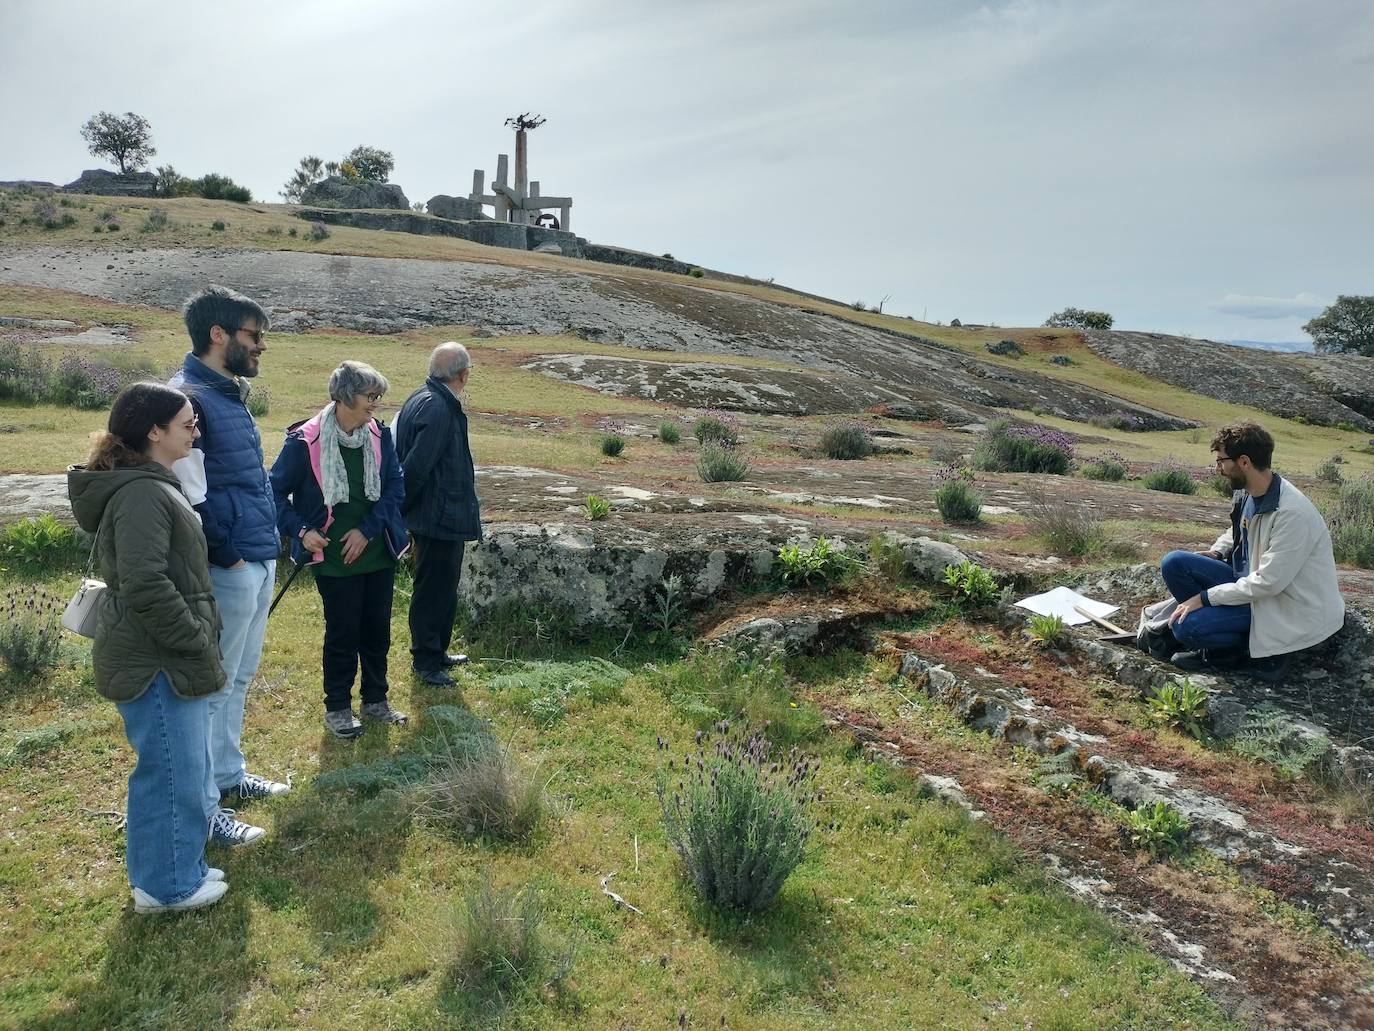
left=171, top=354, right=280, bottom=567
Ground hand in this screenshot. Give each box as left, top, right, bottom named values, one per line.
left=301, top=529, right=329, bottom=553
left=228, top=559, right=246, bottom=569
left=1195, top=549, right=1220, bottom=559
left=340, top=529, right=368, bottom=564
left=1168, top=594, right=1204, bottom=626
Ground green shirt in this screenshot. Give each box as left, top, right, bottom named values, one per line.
left=316, top=444, right=393, bottom=577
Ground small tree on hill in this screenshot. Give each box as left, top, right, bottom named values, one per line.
left=1044, top=307, right=1114, bottom=330
left=79, top=111, right=156, bottom=174
left=1303, top=295, right=1374, bottom=357
left=342, top=145, right=394, bottom=182
left=281, top=155, right=325, bottom=202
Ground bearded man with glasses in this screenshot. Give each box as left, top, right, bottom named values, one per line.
left=168, top=285, right=289, bottom=851
left=1152, top=421, right=1345, bottom=682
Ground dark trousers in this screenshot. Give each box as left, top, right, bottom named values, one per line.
left=314, top=566, right=395, bottom=712
left=409, top=534, right=465, bottom=671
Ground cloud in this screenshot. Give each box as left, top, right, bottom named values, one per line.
left=1210, top=292, right=1328, bottom=320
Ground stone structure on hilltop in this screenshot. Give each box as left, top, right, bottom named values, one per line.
left=61, top=169, right=156, bottom=197
left=299, top=176, right=409, bottom=210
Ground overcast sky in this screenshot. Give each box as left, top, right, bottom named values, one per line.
left=3, top=0, right=1371, bottom=342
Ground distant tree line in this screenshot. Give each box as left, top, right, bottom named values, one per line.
left=280, top=146, right=396, bottom=203
left=78, top=111, right=253, bottom=202
left=1304, top=296, right=1374, bottom=358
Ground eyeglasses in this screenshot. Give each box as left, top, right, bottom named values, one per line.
left=1215, top=454, right=1239, bottom=467
left=183, top=416, right=199, bottom=431
left=364, top=392, right=384, bottom=404
left=232, top=326, right=265, bottom=346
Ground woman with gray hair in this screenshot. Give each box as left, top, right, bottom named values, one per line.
left=269, top=360, right=409, bottom=738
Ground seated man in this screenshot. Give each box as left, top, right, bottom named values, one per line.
left=1158, top=421, right=1345, bottom=682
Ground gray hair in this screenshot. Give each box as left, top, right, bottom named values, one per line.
left=328, top=360, right=389, bottom=406
left=429, top=342, right=471, bottom=380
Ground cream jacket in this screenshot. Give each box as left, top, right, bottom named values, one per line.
left=1205, top=474, right=1345, bottom=658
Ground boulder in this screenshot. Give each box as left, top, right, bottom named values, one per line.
left=61, top=169, right=156, bottom=197
left=874, top=530, right=969, bottom=582
left=427, top=194, right=487, bottom=220
left=300, top=176, right=408, bottom=210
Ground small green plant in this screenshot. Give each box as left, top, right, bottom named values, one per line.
left=309, top=221, right=330, bottom=241
left=287, top=226, right=299, bottom=237
left=1147, top=679, right=1209, bottom=739
left=941, top=560, right=999, bottom=605
left=1323, top=474, right=1374, bottom=569
left=657, top=722, right=819, bottom=911
left=649, top=574, right=685, bottom=640
left=446, top=875, right=571, bottom=1009
left=934, top=465, right=982, bottom=523
left=688, top=267, right=704, bottom=278
left=1230, top=704, right=1332, bottom=778
left=1033, top=749, right=1082, bottom=796
left=1081, top=450, right=1128, bottom=482
left=1, top=514, right=80, bottom=567
left=645, top=648, right=821, bottom=745
left=1123, top=801, right=1191, bottom=856
left=776, top=536, right=859, bottom=589
left=1026, top=491, right=1105, bottom=558
left=245, top=384, right=270, bottom=418
left=0, top=586, right=64, bottom=682
left=141, top=207, right=169, bottom=232
left=3, top=718, right=101, bottom=767
left=599, top=433, right=625, bottom=457
left=408, top=741, right=549, bottom=842
left=583, top=494, right=611, bottom=520
left=657, top=420, right=681, bottom=445
left=1026, top=613, right=1067, bottom=648
left=1143, top=467, right=1198, bottom=495
left=819, top=421, right=873, bottom=460
left=1315, top=454, right=1343, bottom=485
left=697, top=441, right=749, bottom=482
left=211, top=219, right=227, bottom=231
left=693, top=411, right=740, bottom=446
left=489, top=658, right=629, bottom=726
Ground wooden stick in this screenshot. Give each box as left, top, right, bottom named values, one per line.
left=599, top=872, right=644, bottom=915
left=1073, top=605, right=1130, bottom=636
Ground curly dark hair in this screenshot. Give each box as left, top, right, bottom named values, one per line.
left=1210, top=421, right=1274, bottom=470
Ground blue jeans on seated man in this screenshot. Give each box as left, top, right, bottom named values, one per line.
left=1160, top=550, right=1251, bottom=654
left=116, top=671, right=215, bottom=904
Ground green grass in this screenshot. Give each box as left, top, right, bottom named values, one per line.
left=0, top=563, right=1237, bottom=1029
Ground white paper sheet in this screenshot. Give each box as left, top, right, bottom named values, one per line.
left=1014, top=586, right=1119, bottom=626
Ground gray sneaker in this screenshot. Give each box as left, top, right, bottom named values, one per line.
left=360, top=701, right=408, bottom=725
left=324, top=709, right=364, bottom=739
left=209, top=808, right=265, bottom=848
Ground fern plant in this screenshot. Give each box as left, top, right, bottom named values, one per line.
left=1231, top=704, right=1331, bottom=778
left=1033, top=749, right=1082, bottom=796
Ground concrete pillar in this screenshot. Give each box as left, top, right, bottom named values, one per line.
left=494, top=155, right=510, bottom=221
left=495, top=154, right=508, bottom=188
left=470, top=169, right=484, bottom=199
left=560, top=203, right=570, bottom=231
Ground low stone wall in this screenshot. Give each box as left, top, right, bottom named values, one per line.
left=294, top=209, right=584, bottom=257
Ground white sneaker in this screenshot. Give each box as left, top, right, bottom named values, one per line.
left=132, top=878, right=229, bottom=914
left=210, top=808, right=266, bottom=848
left=207, top=867, right=225, bottom=882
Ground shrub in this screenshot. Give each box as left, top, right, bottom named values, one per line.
left=193, top=173, right=251, bottom=202
left=0, top=586, right=64, bottom=682
left=446, top=876, right=570, bottom=1006
left=583, top=494, right=610, bottom=521
left=688, top=267, right=704, bottom=278
left=0, top=342, right=52, bottom=402
left=1027, top=613, right=1067, bottom=648
left=776, top=536, right=860, bottom=589
left=929, top=440, right=965, bottom=466
left=1316, top=453, right=1344, bottom=485
left=211, top=219, right=227, bottom=231
left=245, top=384, right=270, bottom=418
left=1324, top=475, right=1374, bottom=568
left=657, top=722, right=819, bottom=910
left=288, top=226, right=299, bottom=237
left=409, top=742, right=548, bottom=842
left=1143, top=467, right=1198, bottom=495
left=106, top=220, right=121, bottom=232
left=693, top=410, right=740, bottom=446
left=599, top=433, right=624, bottom=457
left=141, top=207, right=169, bottom=232
left=1088, top=411, right=1139, bottom=431
left=30, top=197, right=57, bottom=224
left=697, top=441, right=749, bottom=482
left=1, top=514, right=81, bottom=568
left=1208, top=473, right=1233, bottom=497
left=819, top=421, right=873, bottom=460
left=1044, top=307, right=1114, bottom=331
left=50, top=354, right=157, bottom=410
left=934, top=466, right=981, bottom=523
left=941, top=560, right=999, bottom=605
left=658, top=420, right=681, bottom=445
left=1123, top=801, right=1190, bottom=856
left=1147, top=679, right=1209, bottom=739
left=1081, top=450, right=1127, bottom=481
left=1025, top=491, right=1105, bottom=558
left=309, top=221, right=330, bottom=241
left=973, top=420, right=1074, bottom=475
left=488, top=658, right=629, bottom=726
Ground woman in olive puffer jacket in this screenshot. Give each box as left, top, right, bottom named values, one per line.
left=68, top=382, right=229, bottom=915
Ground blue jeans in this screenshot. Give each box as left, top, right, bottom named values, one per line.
left=116, top=672, right=214, bottom=903
left=207, top=558, right=275, bottom=804
left=1160, top=550, right=1251, bottom=653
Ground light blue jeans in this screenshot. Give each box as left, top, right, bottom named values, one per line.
left=207, top=558, right=275, bottom=805
left=116, top=672, right=214, bottom=903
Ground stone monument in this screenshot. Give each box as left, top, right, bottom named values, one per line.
left=466, top=113, right=573, bottom=230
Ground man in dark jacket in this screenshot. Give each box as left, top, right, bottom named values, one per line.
left=170, top=286, right=288, bottom=849
left=394, top=342, right=483, bottom=686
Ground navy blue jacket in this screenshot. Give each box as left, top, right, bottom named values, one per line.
left=394, top=377, right=482, bottom=542
left=171, top=354, right=279, bottom=567
left=269, top=411, right=408, bottom=566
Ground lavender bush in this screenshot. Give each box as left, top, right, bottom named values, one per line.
left=935, top=465, right=982, bottom=523
left=0, top=586, right=64, bottom=682
left=693, top=409, right=741, bottom=446
left=1081, top=449, right=1128, bottom=482
left=819, top=420, right=873, bottom=460
left=0, top=343, right=52, bottom=403
left=974, top=420, right=1074, bottom=475
left=658, top=722, right=820, bottom=911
